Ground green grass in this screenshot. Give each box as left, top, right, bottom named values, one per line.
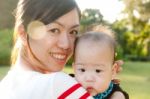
left=1, top=61, right=150, bottom=99
left=0, top=66, right=10, bottom=79
left=118, top=61, right=150, bottom=99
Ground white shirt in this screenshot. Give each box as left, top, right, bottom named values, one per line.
left=0, top=67, right=93, bottom=99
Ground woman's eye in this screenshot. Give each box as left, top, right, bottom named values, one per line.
left=49, top=28, right=60, bottom=34
left=70, top=30, right=78, bottom=36
left=95, top=69, right=101, bottom=73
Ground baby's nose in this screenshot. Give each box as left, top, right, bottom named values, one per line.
left=85, top=75, right=95, bottom=82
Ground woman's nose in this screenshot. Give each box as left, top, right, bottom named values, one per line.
left=58, top=33, right=70, bottom=50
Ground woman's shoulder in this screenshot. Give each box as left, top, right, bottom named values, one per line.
left=28, top=71, right=93, bottom=99
left=0, top=70, right=93, bottom=99
left=43, top=72, right=93, bottom=99
left=0, top=70, right=70, bottom=99
left=28, top=71, right=78, bottom=99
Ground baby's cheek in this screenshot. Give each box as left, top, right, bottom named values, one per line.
left=76, top=75, right=83, bottom=83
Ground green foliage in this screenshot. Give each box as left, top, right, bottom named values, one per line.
left=81, top=9, right=103, bottom=25
left=0, top=29, right=13, bottom=65
left=0, top=0, right=18, bottom=29
left=123, top=0, right=150, bottom=21
left=80, top=9, right=104, bottom=32
left=115, top=45, right=124, bottom=60
left=112, top=0, right=150, bottom=61
left=112, top=20, right=128, bottom=57
left=66, top=56, right=73, bottom=66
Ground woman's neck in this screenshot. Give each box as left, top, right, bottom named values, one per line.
left=14, top=54, right=50, bottom=74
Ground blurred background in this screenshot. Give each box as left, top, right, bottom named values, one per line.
left=0, top=0, right=150, bottom=99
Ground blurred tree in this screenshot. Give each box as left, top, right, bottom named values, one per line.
left=0, top=29, right=13, bottom=65
left=0, top=0, right=18, bottom=29
left=80, top=9, right=104, bottom=32
left=123, top=0, right=150, bottom=21
left=112, top=19, right=128, bottom=57
left=112, top=0, right=150, bottom=61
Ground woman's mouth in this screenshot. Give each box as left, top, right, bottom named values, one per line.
left=50, top=52, right=68, bottom=64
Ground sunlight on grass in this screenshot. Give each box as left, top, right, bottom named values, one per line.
left=119, top=74, right=147, bottom=82
left=118, top=62, right=150, bottom=99
left=120, top=77, right=150, bottom=99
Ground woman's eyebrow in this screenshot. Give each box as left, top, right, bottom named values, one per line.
left=71, top=24, right=80, bottom=29
left=54, top=21, right=80, bottom=29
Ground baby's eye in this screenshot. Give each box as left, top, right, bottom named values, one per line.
left=78, top=68, right=85, bottom=72
left=95, top=69, right=101, bottom=73
left=69, top=30, right=78, bottom=36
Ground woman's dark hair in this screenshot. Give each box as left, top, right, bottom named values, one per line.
left=15, top=0, right=81, bottom=29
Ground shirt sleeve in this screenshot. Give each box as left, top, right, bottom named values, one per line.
left=52, top=72, right=93, bottom=99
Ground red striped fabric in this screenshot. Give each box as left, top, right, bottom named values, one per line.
left=58, top=83, right=81, bottom=99
left=79, top=92, right=90, bottom=99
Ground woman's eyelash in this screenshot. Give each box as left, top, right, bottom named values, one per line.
left=49, top=28, right=60, bottom=33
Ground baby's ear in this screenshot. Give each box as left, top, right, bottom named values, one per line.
left=112, top=63, right=118, bottom=80
left=112, top=63, right=121, bottom=84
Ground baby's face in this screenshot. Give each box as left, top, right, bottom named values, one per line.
left=73, top=41, right=116, bottom=96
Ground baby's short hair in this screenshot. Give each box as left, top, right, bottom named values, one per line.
left=74, top=25, right=117, bottom=62
left=92, top=25, right=115, bottom=39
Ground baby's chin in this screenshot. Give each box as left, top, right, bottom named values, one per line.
left=87, top=89, right=98, bottom=96
left=90, top=92, right=98, bottom=96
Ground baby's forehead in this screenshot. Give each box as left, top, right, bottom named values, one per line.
left=74, top=62, right=109, bottom=67
left=77, top=40, right=113, bottom=52
left=77, top=38, right=115, bottom=53
left=76, top=32, right=116, bottom=49
left=75, top=63, right=112, bottom=71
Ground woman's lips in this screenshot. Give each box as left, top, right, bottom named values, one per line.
left=50, top=52, right=68, bottom=64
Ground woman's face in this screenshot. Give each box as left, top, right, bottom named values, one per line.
left=28, top=8, right=80, bottom=72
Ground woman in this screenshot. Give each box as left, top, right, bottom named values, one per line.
left=0, top=0, right=122, bottom=99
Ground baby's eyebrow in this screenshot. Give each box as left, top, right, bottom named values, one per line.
left=93, top=64, right=105, bottom=67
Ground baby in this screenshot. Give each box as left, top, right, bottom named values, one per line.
left=72, top=26, right=129, bottom=99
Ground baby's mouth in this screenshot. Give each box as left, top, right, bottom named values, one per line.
left=86, top=86, right=93, bottom=91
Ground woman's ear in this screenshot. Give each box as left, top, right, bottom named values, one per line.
left=18, top=24, right=28, bottom=46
